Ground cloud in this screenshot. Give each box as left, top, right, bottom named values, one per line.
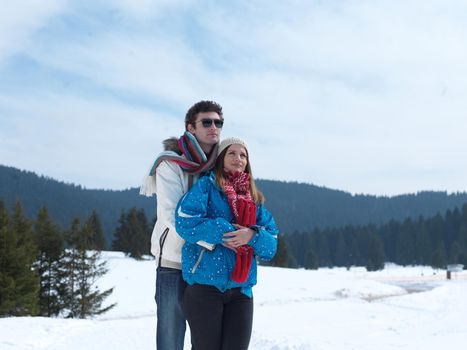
left=109, top=0, right=194, bottom=20
left=0, top=0, right=66, bottom=64
left=0, top=92, right=181, bottom=189
left=2, top=0, right=467, bottom=195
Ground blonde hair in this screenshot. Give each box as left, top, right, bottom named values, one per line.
left=214, top=146, right=265, bottom=204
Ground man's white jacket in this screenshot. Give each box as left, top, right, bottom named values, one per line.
left=152, top=160, right=198, bottom=269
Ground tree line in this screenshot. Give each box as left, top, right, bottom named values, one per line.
left=4, top=195, right=467, bottom=317
left=0, top=201, right=150, bottom=318
left=0, top=201, right=116, bottom=317
left=282, top=203, right=467, bottom=271
left=4, top=164, right=467, bottom=241
left=0, top=165, right=155, bottom=246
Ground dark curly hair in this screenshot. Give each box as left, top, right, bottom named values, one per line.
left=185, top=100, right=223, bottom=130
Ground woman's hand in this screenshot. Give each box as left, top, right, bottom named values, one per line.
left=223, top=224, right=255, bottom=248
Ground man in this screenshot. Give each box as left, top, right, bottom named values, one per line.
left=140, top=100, right=224, bottom=350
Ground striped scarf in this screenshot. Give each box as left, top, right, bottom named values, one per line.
left=140, top=131, right=218, bottom=196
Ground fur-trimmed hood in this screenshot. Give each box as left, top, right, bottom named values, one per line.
left=163, top=137, right=182, bottom=154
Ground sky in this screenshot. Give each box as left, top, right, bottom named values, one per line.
left=1, top=0, right=467, bottom=196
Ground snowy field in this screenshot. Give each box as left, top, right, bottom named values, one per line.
left=1, top=251, right=466, bottom=350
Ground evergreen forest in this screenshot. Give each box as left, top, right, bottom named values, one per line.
left=0, top=202, right=118, bottom=318
left=283, top=204, right=467, bottom=271
left=3, top=164, right=467, bottom=247
left=2, top=163, right=467, bottom=284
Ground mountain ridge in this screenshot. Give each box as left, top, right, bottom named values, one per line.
left=2, top=164, right=467, bottom=247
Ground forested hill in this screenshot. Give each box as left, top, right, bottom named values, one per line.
left=0, top=165, right=154, bottom=246
left=257, top=180, right=467, bottom=233
left=2, top=164, right=467, bottom=246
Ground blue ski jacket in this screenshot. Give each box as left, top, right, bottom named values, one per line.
left=175, top=172, right=278, bottom=297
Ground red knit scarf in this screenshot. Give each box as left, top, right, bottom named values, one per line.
left=222, top=171, right=257, bottom=283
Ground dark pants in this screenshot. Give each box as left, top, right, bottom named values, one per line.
left=155, top=267, right=187, bottom=350
left=183, top=284, right=253, bottom=350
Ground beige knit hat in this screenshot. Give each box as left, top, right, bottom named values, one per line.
left=218, top=137, right=248, bottom=157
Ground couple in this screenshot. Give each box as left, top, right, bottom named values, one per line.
left=141, top=101, right=278, bottom=350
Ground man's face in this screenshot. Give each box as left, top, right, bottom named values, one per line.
left=187, top=111, right=223, bottom=149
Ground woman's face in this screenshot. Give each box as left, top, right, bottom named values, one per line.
left=223, top=144, right=248, bottom=173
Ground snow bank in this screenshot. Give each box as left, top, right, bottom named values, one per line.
left=1, top=252, right=466, bottom=350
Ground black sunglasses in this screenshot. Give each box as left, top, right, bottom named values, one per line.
left=197, top=118, right=224, bottom=128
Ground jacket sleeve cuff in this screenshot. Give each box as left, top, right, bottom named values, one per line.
left=248, top=226, right=260, bottom=247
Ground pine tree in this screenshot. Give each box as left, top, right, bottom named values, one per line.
left=286, top=231, right=307, bottom=266
left=0, top=201, right=15, bottom=315
left=112, top=208, right=151, bottom=259
left=458, top=220, right=467, bottom=265
left=86, top=210, right=106, bottom=251
left=348, top=233, right=361, bottom=267
left=112, top=212, right=130, bottom=253
left=62, top=219, right=80, bottom=317
left=430, top=214, right=446, bottom=268
left=334, top=232, right=347, bottom=267
left=138, top=209, right=152, bottom=254
left=304, top=248, right=319, bottom=270
left=447, top=208, right=462, bottom=263
left=269, top=234, right=291, bottom=267
left=316, top=232, right=332, bottom=267
left=431, top=247, right=446, bottom=269
left=366, top=233, right=385, bottom=271
left=395, top=218, right=416, bottom=265
left=449, top=242, right=462, bottom=264
left=414, top=217, right=431, bottom=265
left=34, top=206, right=66, bottom=316
left=0, top=202, right=39, bottom=316
left=62, top=218, right=115, bottom=318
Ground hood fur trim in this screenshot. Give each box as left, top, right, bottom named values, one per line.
left=163, top=137, right=182, bottom=154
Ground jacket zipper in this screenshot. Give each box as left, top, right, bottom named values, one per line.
left=158, top=228, right=169, bottom=268
left=191, top=248, right=205, bottom=273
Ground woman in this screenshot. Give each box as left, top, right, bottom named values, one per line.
left=175, top=137, right=278, bottom=350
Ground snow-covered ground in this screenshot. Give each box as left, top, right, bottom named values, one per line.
left=1, top=252, right=466, bottom=350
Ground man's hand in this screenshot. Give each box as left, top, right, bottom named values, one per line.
left=221, top=243, right=237, bottom=253
left=223, top=224, right=255, bottom=248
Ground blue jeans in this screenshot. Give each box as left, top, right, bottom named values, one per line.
left=155, top=267, right=187, bottom=350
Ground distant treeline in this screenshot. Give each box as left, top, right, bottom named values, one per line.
left=284, top=204, right=467, bottom=271
left=0, top=200, right=150, bottom=318
left=3, top=164, right=467, bottom=246
left=3, top=164, right=467, bottom=273
left=0, top=165, right=155, bottom=247
left=0, top=201, right=115, bottom=317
